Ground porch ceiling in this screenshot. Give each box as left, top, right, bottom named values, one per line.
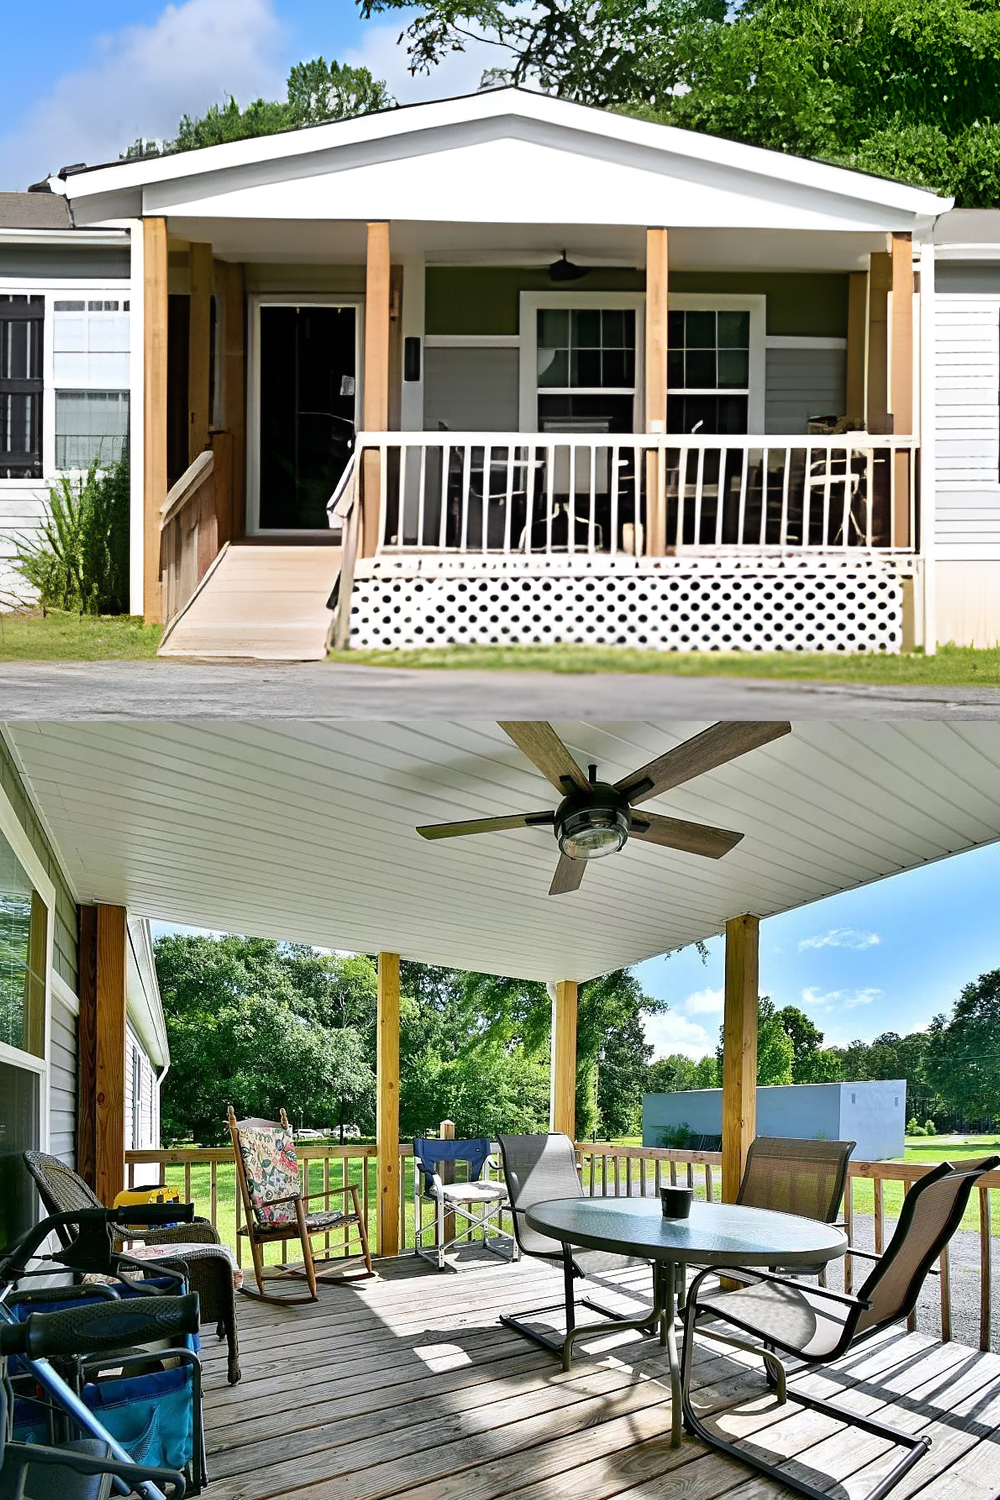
left=165, top=218, right=892, bottom=274
left=6, top=721, right=1000, bottom=983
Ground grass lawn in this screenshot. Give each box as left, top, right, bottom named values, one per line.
left=0, top=610, right=161, bottom=660
left=327, top=642, right=1000, bottom=685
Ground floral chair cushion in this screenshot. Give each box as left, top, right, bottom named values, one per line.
left=237, top=1123, right=301, bottom=1226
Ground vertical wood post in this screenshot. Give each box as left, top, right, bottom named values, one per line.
left=78, top=905, right=127, bottom=1204
left=890, top=232, right=914, bottom=547
left=550, top=980, right=579, bottom=1140
left=362, top=222, right=391, bottom=559
left=845, top=271, right=867, bottom=421
left=722, top=915, right=759, bottom=1203
left=143, top=218, right=168, bottom=624
left=866, top=251, right=892, bottom=435
left=218, top=260, right=246, bottom=538
left=376, top=951, right=400, bottom=1257
left=188, top=242, right=213, bottom=463
left=644, top=228, right=669, bottom=555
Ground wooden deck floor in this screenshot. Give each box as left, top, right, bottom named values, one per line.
left=200, top=1250, right=1000, bottom=1500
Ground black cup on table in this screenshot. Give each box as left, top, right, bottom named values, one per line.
left=660, top=1186, right=694, bottom=1220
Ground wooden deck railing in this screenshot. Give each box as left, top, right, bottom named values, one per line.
left=127, top=1140, right=997, bottom=1350
left=159, top=431, right=233, bottom=626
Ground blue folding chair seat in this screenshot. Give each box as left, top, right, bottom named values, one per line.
left=413, top=1138, right=518, bottom=1269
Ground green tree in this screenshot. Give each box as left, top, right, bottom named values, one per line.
left=647, top=1053, right=700, bottom=1093
left=716, top=996, right=793, bottom=1086
left=124, top=58, right=393, bottom=159
left=924, top=969, right=1000, bottom=1125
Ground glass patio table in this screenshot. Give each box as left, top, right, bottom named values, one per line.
left=524, top=1196, right=847, bottom=1447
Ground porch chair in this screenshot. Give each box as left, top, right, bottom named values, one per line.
left=22, top=1150, right=241, bottom=1385
left=412, top=1137, right=516, bottom=1269
left=737, top=1134, right=855, bottom=1279
left=681, top=1154, right=1000, bottom=1500
left=497, top=1133, right=651, bottom=1365
left=227, top=1107, right=373, bottom=1303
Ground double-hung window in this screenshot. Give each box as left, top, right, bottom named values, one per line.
left=0, top=296, right=44, bottom=479
left=667, top=309, right=751, bottom=435
left=536, top=308, right=637, bottom=433
left=53, top=299, right=130, bottom=470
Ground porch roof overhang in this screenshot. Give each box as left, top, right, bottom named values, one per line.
left=4, top=721, right=999, bottom=984
left=60, top=87, right=950, bottom=239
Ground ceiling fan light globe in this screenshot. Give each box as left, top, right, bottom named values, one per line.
left=557, top=806, right=629, bottom=861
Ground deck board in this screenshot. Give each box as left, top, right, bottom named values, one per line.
left=198, top=1251, right=1000, bottom=1500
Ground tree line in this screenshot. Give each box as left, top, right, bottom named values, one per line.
left=124, top=0, right=1000, bottom=204
left=154, top=934, right=999, bottom=1146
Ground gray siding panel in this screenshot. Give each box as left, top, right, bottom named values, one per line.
left=50, top=996, right=77, bottom=1168
left=0, top=246, right=129, bottom=278
left=424, top=348, right=520, bottom=431
left=764, top=347, right=846, bottom=434
left=0, top=739, right=77, bottom=989
left=937, top=263, right=1000, bottom=294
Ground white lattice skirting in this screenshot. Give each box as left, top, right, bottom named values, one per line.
left=349, top=556, right=907, bottom=652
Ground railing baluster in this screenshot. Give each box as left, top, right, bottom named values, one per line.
left=779, top=447, right=791, bottom=546
left=503, top=446, right=514, bottom=554
left=940, top=1242, right=952, bottom=1342
left=568, top=444, right=576, bottom=556
left=692, top=447, right=705, bottom=545
left=545, top=445, right=555, bottom=555
left=416, top=444, right=427, bottom=546
left=184, top=1161, right=192, bottom=1206
left=844, top=1175, right=854, bottom=1293
left=982, top=1185, right=993, bottom=1352
left=210, top=1159, right=217, bottom=1230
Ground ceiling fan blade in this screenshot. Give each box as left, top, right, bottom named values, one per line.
left=616, top=721, right=791, bottom=806
left=498, top=722, right=590, bottom=794
left=629, top=811, right=744, bottom=860
left=418, top=811, right=555, bottom=840
left=549, top=854, right=586, bottom=895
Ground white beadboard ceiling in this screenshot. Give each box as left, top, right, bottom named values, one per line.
left=6, top=720, right=1000, bottom=984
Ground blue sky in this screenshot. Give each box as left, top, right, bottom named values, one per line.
left=0, top=0, right=492, bottom=189
left=637, top=840, right=1000, bottom=1061
left=153, top=839, right=1000, bottom=1061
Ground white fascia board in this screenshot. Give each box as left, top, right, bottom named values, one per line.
left=62, top=87, right=951, bottom=224
left=126, top=915, right=169, bottom=1070
left=0, top=228, right=129, bottom=246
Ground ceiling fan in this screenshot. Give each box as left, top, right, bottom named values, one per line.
left=416, top=721, right=792, bottom=896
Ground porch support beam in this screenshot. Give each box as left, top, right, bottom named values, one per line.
left=890, top=231, right=914, bottom=548
left=188, top=241, right=213, bottom=464
left=866, top=250, right=892, bottom=435
left=362, top=222, right=391, bottom=559
left=142, top=217, right=168, bottom=624
left=845, top=271, right=867, bottom=423
left=78, top=905, right=128, bottom=1205
left=721, top=914, right=759, bottom=1202
left=376, top=951, right=400, bottom=1257
left=644, top=228, right=669, bottom=555
left=550, top=980, right=579, bottom=1140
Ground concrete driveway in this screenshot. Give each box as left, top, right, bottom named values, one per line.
left=1, top=660, right=999, bottom=718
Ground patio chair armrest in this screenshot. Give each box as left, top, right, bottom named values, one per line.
left=687, top=1262, right=871, bottom=1313
left=847, top=1244, right=939, bottom=1276
left=125, top=1220, right=221, bottom=1246
left=300, top=1187, right=355, bottom=1205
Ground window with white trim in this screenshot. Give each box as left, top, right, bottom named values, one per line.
left=536, top=308, right=637, bottom=432
left=667, top=308, right=750, bottom=434
left=52, top=298, right=130, bottom=471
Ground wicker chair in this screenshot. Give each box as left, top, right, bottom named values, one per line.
left=681, top=1155, right=1000, bottom=1500
left=22, top=1150, right=241, bottom=1384
left=227, top=1107, right=373, bottom=1302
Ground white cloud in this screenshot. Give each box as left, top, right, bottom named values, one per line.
left=643, top=1011, right=716, bottom=1061
left=798, top=928, right=881, bottom=952
left=681, top=986, right=725, bottom=1016
left=343, top=22, right=498, bottom=105
left=801, top=986, right=882, bottom=1011
left=0, top=0, right=287, bottom=189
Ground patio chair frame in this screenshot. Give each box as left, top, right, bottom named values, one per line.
left=227, top=1107, right=373, bottom=1304
left=412, top=1138, right=518, bottom=1269
left=680, top=1156, right=1000, bottom=1500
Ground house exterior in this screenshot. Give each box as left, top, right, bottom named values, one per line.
left=16, top=88, right=1000, bottom=654
left=0, top=730, right=168, bottom=1243
left=643, top=1080, right=907, bottom=1161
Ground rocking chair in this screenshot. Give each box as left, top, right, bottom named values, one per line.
left=227, top=1108, right=373, bottom=1303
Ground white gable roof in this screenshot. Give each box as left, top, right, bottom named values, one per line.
left=62, top=87, right=950, bottom=232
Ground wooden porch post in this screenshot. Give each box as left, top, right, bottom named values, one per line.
left=866, top=251, right=892, bottom=436
left=890, top=232, right=914, bottom=548
left=362, top=222, right=391, bottom=559
left=550, top=980, right=579, bottom=1140
left=845, top=271, right=867, bottom=423
left=143, top=218, right=168, bottom=624
left=644, top=228, right=669, bottom=555
left=721, top=915, right=759, bottom=1202
left=376, top=951, right=400, bottom=1257
left=188, top=242, right=213, bottom=464
left=78, top=905, right=128, bottom=1204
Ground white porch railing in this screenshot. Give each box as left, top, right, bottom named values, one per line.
left=351, top=432, right=918, bottom=559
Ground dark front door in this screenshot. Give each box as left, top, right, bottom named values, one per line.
left=258, top=304, right=357, bottom=530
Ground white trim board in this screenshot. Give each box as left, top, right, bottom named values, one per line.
left=424, top=334, right=521, bottom=348
left=765, top=335, right=847, bottom=350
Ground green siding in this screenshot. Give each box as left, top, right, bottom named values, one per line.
left=0, top=738, right=77, bottom=990
left=424, top=268, right=849, bottom=338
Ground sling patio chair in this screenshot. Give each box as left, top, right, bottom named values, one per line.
left=412, top=1137, right=517, bottom=1269
left=227, top=1107, right=373, bottom=1303
left=497, top=1132, right=653, bottom=1366
left=22, top=1150, right=241, bottom=1385
left=681, top=1154, right=1000, bottom=1500
left=737, top=1134, right=855, bottom=1279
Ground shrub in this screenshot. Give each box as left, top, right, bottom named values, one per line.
left=907, top=1118, right=927, bottom=1136
left=923, top=1118, right=937, bottom=1136
left=11, top=452, right=130, bottom=615
left=659, top=1123, right=696, bottom=1149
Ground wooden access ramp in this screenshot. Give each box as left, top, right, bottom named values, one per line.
left=157, top=542, right=341, bottom=661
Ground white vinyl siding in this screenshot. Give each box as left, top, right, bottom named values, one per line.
left=49, top=993, right=77, bottom=1167
left=933, top=293, right=1000, bottom=548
